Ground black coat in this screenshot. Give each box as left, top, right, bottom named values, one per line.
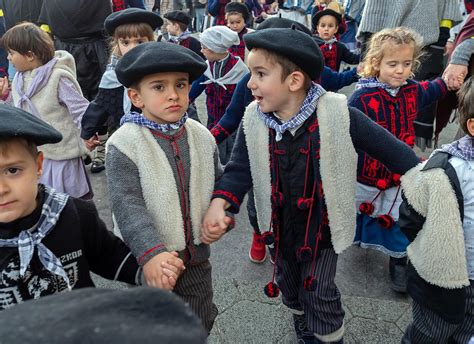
left=0, top=0, right=43, bottom=30
left=399, top=152, right=468, bottom=324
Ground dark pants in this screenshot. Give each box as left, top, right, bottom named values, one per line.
left=55, top=35, right=109, bottom=101
left=402, top=281, right=474, bottom=344
left=276, top=248, right=345, bottom=338
left=174, top=260, right=218, bottom=333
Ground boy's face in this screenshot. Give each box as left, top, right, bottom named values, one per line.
left=0, top=140, right=42, bottom=223
left=7, top=50, right=39, bottom=72
left=128, top=72, right=190, bottom=124
left=166, top=21, right=181, bottom=36
left=317, top=15, right=338, bottom=40
left=247, top=49, right=293, bottom=116
left=227, top=14, right=246, bottom=33
left=118, top=36, right=150, bottom=56
left=201, top=45, right=226, bottom=62
left=376, top=42, right=414, bottom=88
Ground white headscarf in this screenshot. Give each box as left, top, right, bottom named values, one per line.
left=200, top=26, right=241, bottom=53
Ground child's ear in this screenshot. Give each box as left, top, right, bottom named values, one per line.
left=288, top=71, right=306, bottom=92
left=36, top=151, right=44, bottom=178
left=467, top=118, right=474, bottom=137
left=372, top=58, right=380, bottom=71
left=127, top=88, right=144, bottom=109
left=26, top=51, right=36, bottom=61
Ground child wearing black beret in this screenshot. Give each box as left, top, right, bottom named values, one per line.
left=81, top=8, right=162, bottom=173
left=225, top=2, right=253, bottom=61
left=201, top=27, right=421, bottom=343
left=312, top=8, right=360, bottom=71
left=108, top=41, right=231, bottom=333
left=164, top=10, right=204, bottom=59
left=0, top=104, right=148, bottom=310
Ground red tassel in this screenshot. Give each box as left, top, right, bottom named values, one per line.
left=392, top=173, right=401, bottom=186
left=261, top=231, right=275, bottom=245
left=296, top=246, right=312, bottom=262
left=264, top=282, right=280, bottom=298
left=272, top=192, right=284, bottom=207
left=377, top=214, right=394, bottom=229
left=303, top=276, right=317, bottom=291
left=359, top=202, right=374, bottom=215
left=297, top=197, right=313, bottom=210
left=376, top=179, right=389, bottom=191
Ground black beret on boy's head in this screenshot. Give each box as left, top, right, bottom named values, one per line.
left=116, top=41, right=207, bottom=87
left=225, top=2, right=250, bottom=22
left=164, top=10, right=192, bottom=26
left=311, top=8, right=342, bottom=29
left=105, top=8, right=164, bottom=36
left=0, top=287, right=207, bottom=344
left=244, top=28, right=324, bottom=80
left=256, top=17, right=312, bottom=37
left=0, top=104, right=62, bottom=146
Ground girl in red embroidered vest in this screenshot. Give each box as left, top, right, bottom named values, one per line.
left=225, top=2, right=253, bottom=61
left=349, top=27, right=448, bottom=293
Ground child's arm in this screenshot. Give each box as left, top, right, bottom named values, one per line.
left=338, top=42, right=360, bottom=65
left=398, top=192, right=426, bottom=242
left=210, top=73, right=252, bottom=144
left=189, top=74, right=208, bottom=103
left=320, top=66, right=358, bottom=92
left=57, top=77, right=89, bottom=129
left=416, top=78, right=448, bottom=111
left=348, top=106, right=420, bottom=175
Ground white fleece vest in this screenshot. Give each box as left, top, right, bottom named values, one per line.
left=11, top=51, right=87, bottom=160
left=242, top=92, right=358, bottom=254
left=401, top=163, right=470, bottom=289
left=107, top=119, right=216, bottom=251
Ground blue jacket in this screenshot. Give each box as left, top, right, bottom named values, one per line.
left=125, top=0, right=145, bottom=8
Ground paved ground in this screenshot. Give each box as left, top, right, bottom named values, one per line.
left=90, top=87, right=459, bottom=343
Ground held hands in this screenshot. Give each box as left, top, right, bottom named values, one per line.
left=83, top=134, right=101, bottom=151
left=0, top=76, right=9, bottom=99
left=201, top=198, right=233, bottom=244
left=442, top=63, right=468, bottom=91
left=143, top=251, right=185, bottom=290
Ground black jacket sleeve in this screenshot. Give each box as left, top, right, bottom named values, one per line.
left=338, top=42, right=360, bottom=65
left=75, top=198, right=141, bottom=285
left=398, top=193, right=426, bottom=242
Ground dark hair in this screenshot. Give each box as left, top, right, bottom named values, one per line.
left=0, top=137, right=38, bottom=159
left=111, top=22, right=156, bottom=57
left=2, top=22, right=55, bottom=64
left=253, top=48, right=312, bottom=90
left=457, top=77, right=474, bottom=136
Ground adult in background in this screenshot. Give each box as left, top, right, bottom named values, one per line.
left=38, top=1, right=112, bottom=101
left=357, top=0, right=462, bottom=151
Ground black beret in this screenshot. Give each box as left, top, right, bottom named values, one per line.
left=0, top=104, right=62, bottom=146
left=0, top=287, right=207, bottom=344
left=244, top=28, right=324, bottom=80
left=312, top=8, right=342, bottom=29
left=164, top=10, right=192, bottom=26
left=105, top=8, right=164, bottom=36
left=225, top=2, right=250, bottom=22
left=257, top=17, right=312, bottom=37
left=116, top=41, right=207, bottom=87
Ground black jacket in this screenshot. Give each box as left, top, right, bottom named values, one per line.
left=399, top=151, right=468, bottom=324
left=0, top=0, right=43, bottom=30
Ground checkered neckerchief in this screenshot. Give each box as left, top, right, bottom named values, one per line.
left=120, top=111, right=188, bottom=132
left=0, top=185, right=71, bottom=289
left=256, top=82, right=326, bottom=141
left=356, top=77, right=407, bottom=97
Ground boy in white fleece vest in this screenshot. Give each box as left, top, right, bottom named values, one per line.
left=106, top=41, right=232, bottom=333
left=399, top=78, right=474, bottom=344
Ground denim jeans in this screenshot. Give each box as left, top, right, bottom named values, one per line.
left=195, top=7, right=205, bottom=32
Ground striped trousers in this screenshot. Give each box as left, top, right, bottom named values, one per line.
left=402, top=281, right=474, bottom=344
left=174, top=260, right=218, bottom=333
left=276, top=248, right=345, bottom=338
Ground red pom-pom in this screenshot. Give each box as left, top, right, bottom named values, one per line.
left=296, top=246, right=312, bottom=262
left=359, top=202, right=374, bottom=215
left=377, top=214, right=394, bottom=229
left=264, top=282, right=280, bottom=298
left=404, top=135, right=415, bottom=147
left=303, top=276, right=317, bottom=291
left=261, top=231, right=275, bottom=245
left=376, top=179, right=389, bottom=191
left=297, top=197, right=313, bottom=210
left=272, top=192, right=284, bottom=207
left=392, top=173, right=401, bottom=186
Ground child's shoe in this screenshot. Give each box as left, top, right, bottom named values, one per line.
left=293, top=314, right=317, bottom=343
left=389, top=256, right=407, bottom=293
left=249, top=232, right=266, bottom=263
left=91, top=134, right=108, bottom=173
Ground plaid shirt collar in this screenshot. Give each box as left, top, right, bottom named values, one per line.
left=0, top=185, right=71, bottom=289
left=120, top=111, right=188, bottom=133
left=440, top=135, right=474, bottom=161
left=256, top=82, right=326, bottom=141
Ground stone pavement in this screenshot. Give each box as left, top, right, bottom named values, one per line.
left=90, top=88, right=459, bottom=343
